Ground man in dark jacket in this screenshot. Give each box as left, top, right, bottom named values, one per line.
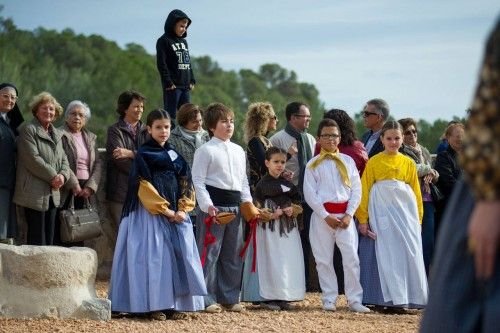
left=361, top=98, right=389, bottom=158
left=156, top=9, right=195, bottom=123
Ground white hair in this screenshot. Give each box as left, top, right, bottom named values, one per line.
left=65, top=100, right=91, bottom=119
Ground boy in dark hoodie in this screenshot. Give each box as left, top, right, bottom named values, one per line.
left=156, top=9, right=195, bottom=123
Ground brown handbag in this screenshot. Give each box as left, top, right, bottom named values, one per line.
left=59, top=195, right=102, bottom=243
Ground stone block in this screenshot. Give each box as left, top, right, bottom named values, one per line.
left=0, top=244, right=110, bottom=320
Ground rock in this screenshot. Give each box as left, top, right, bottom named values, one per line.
left=0, top=244, right=110, bottom=320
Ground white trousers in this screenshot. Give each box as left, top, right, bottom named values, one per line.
left=309, top=212, right=363, bottom=305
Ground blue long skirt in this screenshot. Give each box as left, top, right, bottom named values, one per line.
left=109, top=204, right=206, bottom=312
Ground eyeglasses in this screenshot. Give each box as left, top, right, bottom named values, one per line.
left=404, top=129, right=418, bottom=135
left=320, top=134, right=340, bottom=140
left=1, top=94, right=18, bottom=101
left=69, top=112, right=86, bottom=118
left=293, top=114, right=311, bottom=119
left=362, top=111, right=379, bottom=118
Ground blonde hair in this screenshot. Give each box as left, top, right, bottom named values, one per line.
left=244, top=102, right=274, bottom=142
left=29, top=91, right=63, bottom=118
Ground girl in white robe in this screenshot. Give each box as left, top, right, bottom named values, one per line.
left=241, top=147, right=305, bottom=310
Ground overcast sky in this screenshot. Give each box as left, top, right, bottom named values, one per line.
left=1, top=0, right=498, bottom=121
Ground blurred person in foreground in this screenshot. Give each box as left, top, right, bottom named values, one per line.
left=420, top=18, right=500, bottom=333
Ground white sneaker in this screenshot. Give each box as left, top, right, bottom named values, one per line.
left=349, top=303, right=371, bottom=313
left=322, top=301, right=336, bottom=311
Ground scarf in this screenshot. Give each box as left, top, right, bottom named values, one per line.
left=406, top=143, right=425, bottom=164
left=308, top=148, right=351, bottom=188
left=179, top=126, right=205, bottom=148
left=284, top=122, right=312, bottom=191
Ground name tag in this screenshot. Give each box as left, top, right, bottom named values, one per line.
left=168, top=150, right=178, bottom=161
left=280, top=184, right=291, bottom=192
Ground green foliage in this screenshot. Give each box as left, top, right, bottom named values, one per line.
left=0, top=13, right=459, bottom=149
left=0, top=16, right=324, bottom=146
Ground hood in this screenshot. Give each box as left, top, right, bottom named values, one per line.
left=164, top=9, right=191, bottom=38
left=0, top=82, right=24, bottom=134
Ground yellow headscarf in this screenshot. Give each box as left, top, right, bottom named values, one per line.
left=308, top=148, right=351, bottom=188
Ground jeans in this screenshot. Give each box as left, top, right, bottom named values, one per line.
left=162, top=88, right=190, bottom=121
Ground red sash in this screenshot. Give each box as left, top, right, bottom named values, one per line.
left=323, top=201, right=348, bottom=214
left=201, top=216, right=217, bottom=266
left=239, top=217, right=259, bottom=272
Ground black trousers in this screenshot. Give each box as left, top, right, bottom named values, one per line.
left=25, top=198, right=57, bottom=245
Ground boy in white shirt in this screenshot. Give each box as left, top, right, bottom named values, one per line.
left=191, top=103, right=258, bottom=313
left=304, top=118, right=370, bottom=313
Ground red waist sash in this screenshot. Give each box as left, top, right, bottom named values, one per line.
left=323, top=201, right=348, bottom=214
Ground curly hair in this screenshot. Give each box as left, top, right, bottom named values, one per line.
left=244, top=102, right=274, bottom=142
left=324, top=109, right=357, bottom=145
left=29, top=91, right=63, bottom=118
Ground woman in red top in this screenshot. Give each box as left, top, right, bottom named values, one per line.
left=315, top=109, right=368, bottom=175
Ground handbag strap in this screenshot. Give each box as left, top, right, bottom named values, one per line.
left=68, top=195, right=93, bottom=211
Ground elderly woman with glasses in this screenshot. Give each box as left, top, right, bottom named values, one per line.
left=398, top=118, right=439, bottom=275
left=13, top=92, right=70, bottom=245
left=55, top=100, right=103, bottom=246
left=0, top=83, right=24, bottom=244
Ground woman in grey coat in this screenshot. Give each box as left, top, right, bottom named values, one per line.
left=13, top=92, right=70, bottom=245
left=55, top=100, right=102, bottom=246
left=168, top=103, right=209, bottom=167
left=168, top=103, right=209, bottom=231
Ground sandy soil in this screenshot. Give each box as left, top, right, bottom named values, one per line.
left=0, top=281, right=422, bottom=333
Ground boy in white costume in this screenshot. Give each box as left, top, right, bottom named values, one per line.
left=304, top=119, right=370, bottom=313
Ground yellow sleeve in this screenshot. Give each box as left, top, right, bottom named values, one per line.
left=406, top=158, right=423, bottom=223
left=177, top=177, right=196, bottom=213
left=355, top=158, right=376, bottom=224
left=177, top=192, right=196, bottom=213
left=138, top=179, right=171, bottom=216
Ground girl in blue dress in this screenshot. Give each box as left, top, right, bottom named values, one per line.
left=109, top=109, right=206, bottom=320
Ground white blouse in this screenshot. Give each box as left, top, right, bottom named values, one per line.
left=191, top=137, right=252, bottom=212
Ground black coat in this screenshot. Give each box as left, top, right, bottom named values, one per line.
left=0, top=116, right=17, bottom=189
left=434, top=146, right=462, bottom=202
left=155, top=9, right=195, bottom=89
left=105, top=119, right=148, bottom=203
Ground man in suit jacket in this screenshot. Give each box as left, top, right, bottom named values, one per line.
left=361, top=98, right=389, bottom=158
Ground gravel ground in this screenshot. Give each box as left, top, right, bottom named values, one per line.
left=0, top=281, right=422, bottom=333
